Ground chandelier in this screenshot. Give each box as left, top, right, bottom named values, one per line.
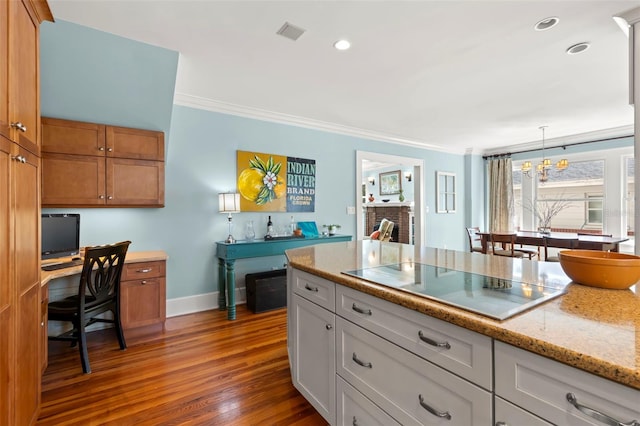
left=521, top=126, right=569, bottom=182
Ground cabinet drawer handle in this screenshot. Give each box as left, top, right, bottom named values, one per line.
left=418, top=330, right=451, bottom=349
left=352, top=416, right=358, bottom=426
left=495, top=423, right=508, bottom=426
left=138, top=268, right=152, bottom=273
left=352, top=352, right=372, bottom=369
left=418, top=394, right=451, bottom=420
left=141, top=280, right=147, bottom=285
left=566, top=393, right=639, bottom=426
left=11, top=122, right=26, bottom=132
left=352, top=303, right=372, bottom=315
left=304, top=283, right=318, bottom=292
left=11, top=155, right=26, bottom=163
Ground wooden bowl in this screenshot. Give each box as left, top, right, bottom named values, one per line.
left=558, top=250, right=640, bottom=289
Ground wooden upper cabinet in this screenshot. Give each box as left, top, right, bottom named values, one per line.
left=107, top=125, right=164, bottom=161
left=42, top=117, right=106, bottom=156
left=7, top=0, right=50, bottom=155
left=41, top=117, right=165, bottom=207
left=0, top=1, right=9, bottom=142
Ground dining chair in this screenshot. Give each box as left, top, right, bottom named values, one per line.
left=466, top=227, right=487, bottom=253
left=490, top=233, right=525, bottom=258
left=48, top=240, right=131, bottom=373
left=543, top=236, right=579, bottom=262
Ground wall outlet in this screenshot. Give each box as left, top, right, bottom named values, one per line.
left=347, top=206, right=356, bottom=214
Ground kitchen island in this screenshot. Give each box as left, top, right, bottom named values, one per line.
left=286, top=240, right=640, bottom=425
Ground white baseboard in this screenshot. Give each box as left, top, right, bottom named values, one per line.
left=166, top=287, right=246, bottom=318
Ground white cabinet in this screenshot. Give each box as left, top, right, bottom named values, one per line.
left=336, top=285, right=492, bottom=390
left=336, top=317, right=491, bottom=425
left=495, top=341, right=640, bottom=426
left=494, top=397, right=552, bottom=426
left=337, top=376, right=399, bottom=426
left=291, top=293, right=335, bottom=424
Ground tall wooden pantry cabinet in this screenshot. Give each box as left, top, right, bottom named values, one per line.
left=0, top=0, right=53, bottom=424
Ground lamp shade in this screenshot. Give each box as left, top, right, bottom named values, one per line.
left=218, top=193, right=240, bottom=213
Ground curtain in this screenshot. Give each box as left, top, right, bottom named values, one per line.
left=488, top=157, right=514, bottom=232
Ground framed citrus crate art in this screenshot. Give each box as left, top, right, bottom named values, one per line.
left=237, top=150, right=316, bottom=212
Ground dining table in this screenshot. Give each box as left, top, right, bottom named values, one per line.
left=477, top=230, right=629, bottom=254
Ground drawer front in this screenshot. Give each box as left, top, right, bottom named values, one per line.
left=122, top=260, right=165, bottom=281
left=495, top=341, right=640, bottom=426
left=291, top=269, right=335, bottom=311
left=337, top=318, right=492, bottom=426
left=337, top=376, right=400, bottom=426
left=337, top=285, right=492, bottom=389
left=494, top=397, right=553, bottom=426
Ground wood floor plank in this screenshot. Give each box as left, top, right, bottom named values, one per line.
left=37, top=305, right=327, bottom=426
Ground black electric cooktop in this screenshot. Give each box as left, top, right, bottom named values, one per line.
left=342, top=262, right=570, bottom=320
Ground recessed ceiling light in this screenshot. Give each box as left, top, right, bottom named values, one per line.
left=534, top=16, right=560, bottom=31
left=566, top=42, right=590, bottom=55
left=333, top=40, right=351, bottom=51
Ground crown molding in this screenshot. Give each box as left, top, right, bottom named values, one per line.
left=173, top=93, right=465, bottom=154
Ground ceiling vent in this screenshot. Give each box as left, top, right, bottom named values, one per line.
left=276, top=22, right=306, bottom=41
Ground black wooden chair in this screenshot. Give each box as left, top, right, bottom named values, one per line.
left=543, top=236, right=579, bottom=262
left=48, top=240, right=131, bottom=373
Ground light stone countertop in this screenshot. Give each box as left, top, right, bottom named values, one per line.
left=41, top=250, right=168, bottom=286
left=285, top=240, right=640, bottom=390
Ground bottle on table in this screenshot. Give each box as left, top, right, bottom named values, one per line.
left=266, top=215, right=274, bottom=238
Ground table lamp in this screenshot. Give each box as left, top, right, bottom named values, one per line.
left=219, top=193, right=241, bottom=243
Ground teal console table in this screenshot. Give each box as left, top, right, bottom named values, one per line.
left=216, top=235, right=352, bottom=320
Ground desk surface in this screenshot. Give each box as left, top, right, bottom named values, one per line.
left=41, top=250, right=168, bottom=286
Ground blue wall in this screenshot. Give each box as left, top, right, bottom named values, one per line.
left=40, top=20, right=469, bottom=303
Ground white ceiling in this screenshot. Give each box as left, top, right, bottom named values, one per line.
left=48, top=0, right=638, bottom=155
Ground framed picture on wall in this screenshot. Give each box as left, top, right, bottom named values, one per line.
left=379, top=170, right=401, bottom=195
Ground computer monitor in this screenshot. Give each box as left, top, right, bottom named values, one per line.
left=41, top=214, right=80, bottom=260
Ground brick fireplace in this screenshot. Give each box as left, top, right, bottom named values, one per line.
left=365, top=204, right=413, bottom=244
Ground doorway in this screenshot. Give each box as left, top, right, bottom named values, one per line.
left=356, top=151, right=424, bottom=246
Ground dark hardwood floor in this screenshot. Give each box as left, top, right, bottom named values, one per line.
left=37, top=305, right=327, bottom=426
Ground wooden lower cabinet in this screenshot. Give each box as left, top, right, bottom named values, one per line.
left=13, top=147, right=41, bottom=426
left=120, top=260, right=166, bottom=330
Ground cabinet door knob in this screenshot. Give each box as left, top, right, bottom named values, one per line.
left=107, top=148, right=113, bottom=152
left=418, top=330, right=451, bottom=350
left=99, top=195, right=105, bottom=199
left=566, top=393, right=638, bottom=426
left=141, top=280, right=147, bottom=285
left=325, top=324, right=332, bottom=330
left=107, top=196, right=113, bottom=200
left=11, top=122, right=26, bottom=132
left=418, top=394, right=451, bottom=420
left=98, top=147, right=105, bottom=151
left=304, top=283, right=319, bottom=292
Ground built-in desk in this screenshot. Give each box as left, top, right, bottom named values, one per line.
left=41, top=250, right=169, bottom=331
left=216, top=235, right=352, bottom=320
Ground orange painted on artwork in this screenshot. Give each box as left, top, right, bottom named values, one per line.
left=237, top=150, right=287, bottom=212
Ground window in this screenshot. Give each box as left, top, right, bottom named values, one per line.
left=436, top=171, right=456, bottom=213
left=514, top=159, right=605, bottom=232
left=586, top=194, right=603, bottom=225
